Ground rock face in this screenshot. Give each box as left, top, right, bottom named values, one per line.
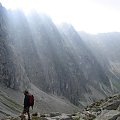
left=80, top=32, right=120, bottom=92
left=83, top=94, right=120, bottom=120
left=0, top=5, right=30, bottom=90
left=0, top=4, right=115, bottom=108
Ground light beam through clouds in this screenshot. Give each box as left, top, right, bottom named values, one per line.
left=0, top=0, right=120, bottom=34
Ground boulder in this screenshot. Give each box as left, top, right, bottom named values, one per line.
left=95, top=110, right=120, bottom=120
left=103, top=101, right=120, bottom=110
left=59, top=113, right=72, bottom=120
left=50, top=112, right=61, bottom=117
left=116, top=117, right=120, bottom=120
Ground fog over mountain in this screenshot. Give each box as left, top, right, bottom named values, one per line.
left=80, top=32, right=120, bottom=91
left=0, top=4, right=120, bottom=117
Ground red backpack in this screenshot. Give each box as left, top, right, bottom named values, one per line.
left=29, top=94, right=34, bottom=109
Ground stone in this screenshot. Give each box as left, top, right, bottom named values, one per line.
left=116, top=117, right=120, bottom=120
left=50, top=112, right=61, bottom=117
left=103, top=101, right=120, bottom=110
left=59, top=113, right=72, bottom=120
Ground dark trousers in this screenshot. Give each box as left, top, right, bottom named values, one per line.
left=22, top=106, right=30, bottom=120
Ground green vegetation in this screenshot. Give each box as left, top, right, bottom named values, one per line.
left=32, top=116, right=41, bottom=120
left=72, top=116, right=80, bottom=120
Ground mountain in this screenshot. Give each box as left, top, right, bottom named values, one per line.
left=80, top=32, right=120, bottom=92
left=0, top=5, right=79, bottom=118
left=0, top=4, right=119, bottom=117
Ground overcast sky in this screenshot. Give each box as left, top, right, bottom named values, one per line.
left=0, top=0, right=120, bottom=34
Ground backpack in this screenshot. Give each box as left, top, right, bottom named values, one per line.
left=28, top=94, right=34, bottom=109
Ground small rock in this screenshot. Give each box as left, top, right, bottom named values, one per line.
left=41, top=114, right=47, bottom=117
left=50, top=112, right=61, bottom=117
left=32, top=112, right=39, bottom=116
left=60, top=113, right=72, bottom=120
left=116, top=117, right=120, bottom=120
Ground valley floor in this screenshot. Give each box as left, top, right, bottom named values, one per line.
left=1, top=94, right=120, bottom=120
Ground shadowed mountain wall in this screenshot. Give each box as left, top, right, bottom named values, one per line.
left=0, top=5, right=114, bottom=106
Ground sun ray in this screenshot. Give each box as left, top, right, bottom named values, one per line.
left=0, top=0, right=120, bottom=34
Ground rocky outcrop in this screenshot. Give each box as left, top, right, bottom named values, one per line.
left=83, top=94, right=120, bottom=120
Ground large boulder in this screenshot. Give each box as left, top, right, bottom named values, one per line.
left=95, top=110, right=120, bottom=120
left=103, top=101, right=120, bottom=110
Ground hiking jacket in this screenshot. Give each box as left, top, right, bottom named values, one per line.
left=24, top=95, right=29, bottom=108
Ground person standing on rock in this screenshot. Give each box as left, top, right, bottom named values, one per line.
left=22, top=90, right=31, bottom=120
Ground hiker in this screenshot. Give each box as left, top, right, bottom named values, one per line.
left=23, top=90, right=31, bottom=120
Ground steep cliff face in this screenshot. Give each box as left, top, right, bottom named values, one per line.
left=0, top=5, right=18, bottom=88
left=0, top=4, right=113, bottom=107
left=0, top=5, right=30, bottom=90
left=57, top=25, right=112, bottom=105
left=80, top=32, right=120, bottom=92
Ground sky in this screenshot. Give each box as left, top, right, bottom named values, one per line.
left=0, top=0, right=120, bottom=34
